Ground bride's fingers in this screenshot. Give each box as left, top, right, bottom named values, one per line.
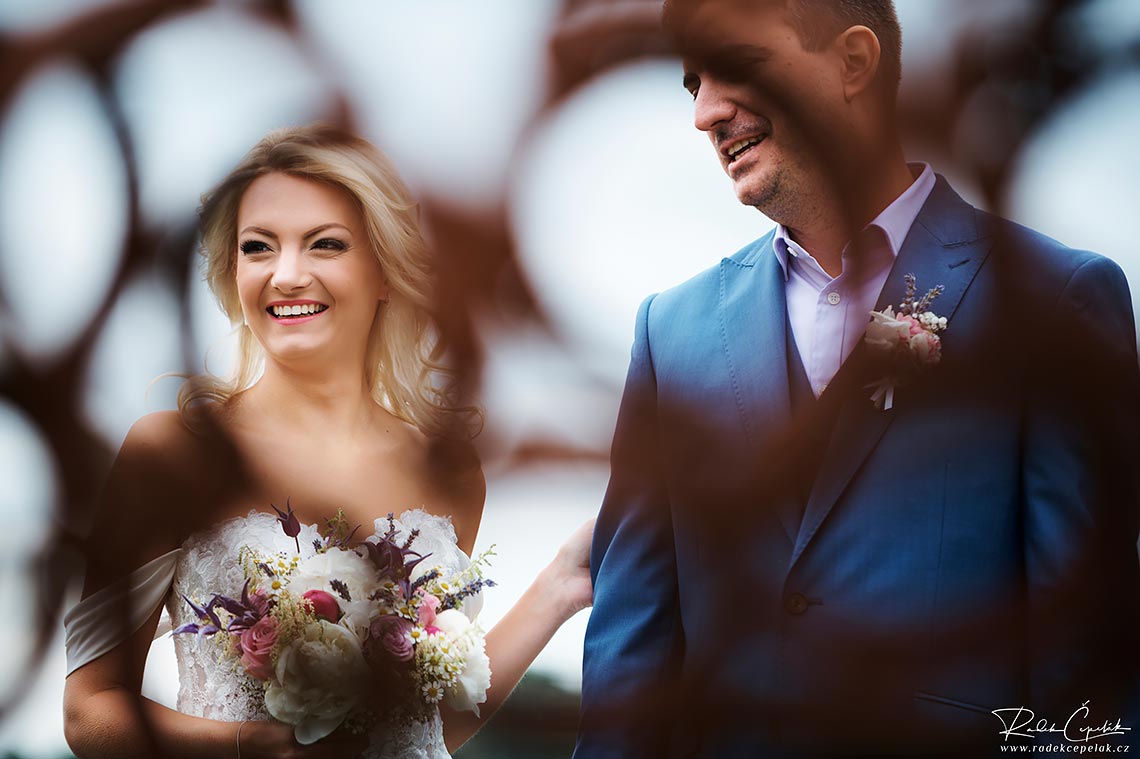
left=558, top=517, right=596, bottom=569
left=554, top=518, right=596, bottom=614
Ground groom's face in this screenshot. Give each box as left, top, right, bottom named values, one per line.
left=679, top=0, right=850, bottom=218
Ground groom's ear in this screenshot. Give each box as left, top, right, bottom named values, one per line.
left=835, top=25, right=882, bottom=103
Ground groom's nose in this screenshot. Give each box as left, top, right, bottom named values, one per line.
left=694, top=76, right=737, bottom=132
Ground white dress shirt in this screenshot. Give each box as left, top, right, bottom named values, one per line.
left=773, top=163, right=936, bottom=397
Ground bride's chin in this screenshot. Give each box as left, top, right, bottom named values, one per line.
left=260, top=341, right=335, bottom=366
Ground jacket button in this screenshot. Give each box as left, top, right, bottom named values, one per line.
left=785, top=593, right=809, bottom=615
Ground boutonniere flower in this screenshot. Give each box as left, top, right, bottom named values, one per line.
left=863, top=273, right=948, bottom=410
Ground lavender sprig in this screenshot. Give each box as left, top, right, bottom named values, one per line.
left=899, top=273, right=918, bottom=315
left=915, top=284, right=944, bottom=315
left=410, top=567, right=441, bottom=592
left=330, top=578, right=352, bottom=602
left=439, top=578, right=498, bottom=612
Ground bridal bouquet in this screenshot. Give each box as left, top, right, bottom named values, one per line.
left=173, top=503, right=494, bottom=744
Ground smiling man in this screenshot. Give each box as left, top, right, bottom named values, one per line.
left=575, top=1, right=1140, bottom=756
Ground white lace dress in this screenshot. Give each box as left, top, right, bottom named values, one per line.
left=168, top=509, right=470, bottom=759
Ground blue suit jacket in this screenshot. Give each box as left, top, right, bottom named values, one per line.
left=575, top=177, right=1140, bottom=757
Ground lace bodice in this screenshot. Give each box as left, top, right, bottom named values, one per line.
left=167, top=508, right=471, bottom=759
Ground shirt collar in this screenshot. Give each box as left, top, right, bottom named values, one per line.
left=771, top=162, right=935, bottom=281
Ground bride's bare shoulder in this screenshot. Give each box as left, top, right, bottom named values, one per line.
left=85, top=409, right=242, bottom=573
left=116, top=408, right=235, bottom=477
left=119, top=409, right=194, bottom=453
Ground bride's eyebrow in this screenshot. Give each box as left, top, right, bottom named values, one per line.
left=238, top=223, right=353, bottom=240
left=301, top=223, right=352, bottom=239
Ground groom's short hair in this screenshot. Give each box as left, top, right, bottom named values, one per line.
left=663, top=0, right=903, bottom=101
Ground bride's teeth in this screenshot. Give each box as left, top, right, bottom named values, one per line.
left=270, top=303, right=328, bottom=317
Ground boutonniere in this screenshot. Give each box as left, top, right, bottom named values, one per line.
left=863, top=273, right=948, bottom=410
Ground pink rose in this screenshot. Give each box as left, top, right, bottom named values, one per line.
left=908, top=331, right=942, bottom=365
left=417, top=592, right=440, bottom=628
left=302, top=589, right=340, bottom=622
left=901, top=314, right=925, bottom=337
left=239, top=615, right=278, bottom=680
left=370, top=615, right=414, bottom=662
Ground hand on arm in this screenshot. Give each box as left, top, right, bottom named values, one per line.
left=574, top=294, right=685, bottom=759
left=441, top=517, right=594, bottom=752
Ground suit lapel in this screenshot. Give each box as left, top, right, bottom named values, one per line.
left=788, top=177, right=994, bottom=570
left=718, top=233, right=803, bottom=541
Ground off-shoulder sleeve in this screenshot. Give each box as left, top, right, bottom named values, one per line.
left=63, top=548, right=181, bottom=676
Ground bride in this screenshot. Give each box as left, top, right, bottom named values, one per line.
left=62, top=124, right=594, bottom=758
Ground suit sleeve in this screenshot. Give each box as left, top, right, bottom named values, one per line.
left=573, top=294, right=686, bottom=759
left=1021, top=255, right=1140, bottom=737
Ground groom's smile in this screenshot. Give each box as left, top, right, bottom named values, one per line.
left=678, top=0, right=849, bottom=217
left=719, top=128, right=772, bottom=178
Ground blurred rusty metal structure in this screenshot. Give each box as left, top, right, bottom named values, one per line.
left=0, top=0, right=1135, bottom=738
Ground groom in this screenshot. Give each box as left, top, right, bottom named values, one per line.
left=575, top=0, right=1140, bottom=756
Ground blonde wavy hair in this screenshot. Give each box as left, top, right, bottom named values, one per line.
left=179, top=124, right=479, bottom=441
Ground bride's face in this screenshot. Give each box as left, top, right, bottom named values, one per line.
left=235, top=172, right=388, bottom=369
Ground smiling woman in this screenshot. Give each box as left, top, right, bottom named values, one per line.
left=60, top=124, right=595, bottom=759
left=188, top=127, right=473, bottom=442
left=235, top=175, right=390, bottom=386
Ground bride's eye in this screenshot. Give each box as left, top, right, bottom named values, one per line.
left=312, top=238, right=347, bottom=251
left=240, top=240, right=271, bottom=255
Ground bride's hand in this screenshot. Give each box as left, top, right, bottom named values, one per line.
left=240, top=721, right=370, bottom=758
left=545, top=518, right=595, bottom=619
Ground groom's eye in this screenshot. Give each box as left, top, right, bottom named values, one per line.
left=707, top=44, right=774, bottom=84
left=683, top=72, right=701, bottom=99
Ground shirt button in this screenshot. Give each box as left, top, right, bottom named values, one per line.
left=785, top=593, right=809, bottom=615
left=826, top=292, right=842, bottom=306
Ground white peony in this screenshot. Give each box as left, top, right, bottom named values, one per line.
left=289, top=549, right=378, bottom=638
left=264, top=620, right=369, bottom=745
left=433, top=609, right=492, bottom=716
left=401, top=526, right=456, bottom=575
